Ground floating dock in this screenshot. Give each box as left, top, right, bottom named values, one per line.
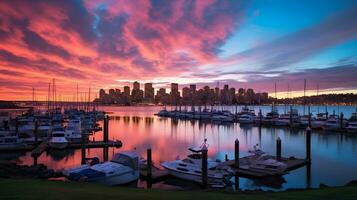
left=0, top=140, right=122, bottom=155
left=220, top=156, right=309, bottom=178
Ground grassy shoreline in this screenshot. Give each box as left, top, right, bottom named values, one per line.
left=1, top=178, right=357, bottom=200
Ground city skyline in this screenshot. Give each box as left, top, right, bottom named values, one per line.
left=97, top=81, right=269, bottom=105
left=0, top=0, right=357, bottom=100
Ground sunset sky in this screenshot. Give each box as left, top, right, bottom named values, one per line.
left=0, top=0, right=357, bottom=100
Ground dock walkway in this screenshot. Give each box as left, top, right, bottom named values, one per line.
left=220, top=156, right=309, bottom=178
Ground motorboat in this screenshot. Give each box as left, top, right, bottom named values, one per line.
left=239, top=114, right=256, bottom=124
left=156, top=109, right=169, bottom=117
left=275, top=109, right=300, bottom=127
left=63, top=152, right=140, bottom=185
left=161, top=141, right=232, bottom=184
left=211, top=110, right=234, bottom=123
left=262, top=110, right=279, bottom=125
left=65, top=118, right=82, bottom=142
left=242, top=145, right=287, bottom=175
left=322, top=114, right=347, bottom=131
left=0, top=135, right=26, bottom=149
left=48, top=128, right=68, bottom=149
left=346, top=111, right=357, bottom=133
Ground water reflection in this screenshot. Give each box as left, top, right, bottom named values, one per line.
left=2, top=106, right=357, bottom=191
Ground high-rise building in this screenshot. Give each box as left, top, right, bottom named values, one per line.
left=182, top=87, right=191, bottom=104
left=99, top=89, right=106, bottom=99
left=123, top=86, right=130, bottom=96
left=170, top=83, right=180, bottom=105
left=144, top=83, right=154, bottom=103
left=132, top=81, right=143, bottom=103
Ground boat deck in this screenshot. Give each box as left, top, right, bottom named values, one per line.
left=220, top=156, right=309, bottom=178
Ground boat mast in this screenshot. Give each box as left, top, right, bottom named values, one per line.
left=317, top=84, right=319, bottom=113
left=47, top=82, right=51, bottom=112
left=303, top=79, right=306, bottom=115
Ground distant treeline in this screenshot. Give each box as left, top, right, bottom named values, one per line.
left=272, top=93, right=357, bottom=105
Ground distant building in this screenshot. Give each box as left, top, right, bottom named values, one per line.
left=131, top=81, right=143, bottom=103
left=97, top=81, right=269, bottom=105
left=170, top=83, right=180, bottom=105
left=144, top=83, right=154, bottom=103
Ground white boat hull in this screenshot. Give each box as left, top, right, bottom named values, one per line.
left=49, top=142, right=68, bottom=149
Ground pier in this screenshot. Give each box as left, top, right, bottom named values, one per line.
left=0, top=140, right=122, bottom=154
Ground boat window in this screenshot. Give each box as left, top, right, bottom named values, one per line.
left=176, top=167, right=188, bottom=172
left=188, top=154, right=202, bottom=159
left=182, top=159, right=194, bottom=164
left=179, top=163, right=187, bottom=167
left=112, top=154, right=138, bottom=170
left=194, top=170, right=202, bottom=174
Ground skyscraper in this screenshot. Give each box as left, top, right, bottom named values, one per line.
left=170, top=83, right=180, bottom=105
left=144, top=83, right=154, bottom=103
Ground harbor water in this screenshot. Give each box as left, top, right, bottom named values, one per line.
left=2, top=105, right=357, bottom=191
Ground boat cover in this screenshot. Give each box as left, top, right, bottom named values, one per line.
left=68, top=168, right=105, bottom=181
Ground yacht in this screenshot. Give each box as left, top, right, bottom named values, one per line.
left=322, top=114, right=347, bottom=131
left=239, top=114, right=256, bottom=124
left=0, top=135, right=26, bottom=149
left=262, top=110, right=279, bottom=125
left=241, top=145, right=287, bottom=175
left=161, top=142, right=232, bottom=183
left=346, top=111, right=357, bottom=133
left=275, top=109, right=300, bottom=127
left=63, top=152, right=140, bottom=185
left=65, top=118, right=82, bottom=142
left=48, top=128, right=68, bottom=149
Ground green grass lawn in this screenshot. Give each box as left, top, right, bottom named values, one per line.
left=1, top=178, right=357, bottom=200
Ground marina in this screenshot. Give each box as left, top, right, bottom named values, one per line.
left=1, top=105, right=357, bottom=191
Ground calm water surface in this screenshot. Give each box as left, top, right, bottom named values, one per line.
left=4, top=105, right=357, bottom=191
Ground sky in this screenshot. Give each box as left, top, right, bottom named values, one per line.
left=0, top=0, right=357, bottom=100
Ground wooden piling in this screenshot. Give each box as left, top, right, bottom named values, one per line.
left=306, top=127, right=311, bottom=161
left=81, top=134, right=86, bottom=165
left=202, top=145, right=208, bottom=188
left=308, top=106, right=311, bottom=128
left=225, top=154, right=228, bottom=161
left=234, top=139, right=239, bottom=168
left=103, top=115, right=109, bottom=143
left=147, top=148, right=152, bottom=189
left=276, top=137, right=281, bottom=161
left=340, top=112, right=344, bottom=129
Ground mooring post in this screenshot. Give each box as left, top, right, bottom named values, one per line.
left=103, top=146, right=108, bottom=162
left=81, top=133, right=86, bottom=165
left=202, top=145, right=208, bottom=188
left=147, top=148, right=152, bottom=189
left=234, top=139, right=239, bottom=168
left=306, top=127, right=311, bottom=161
left=276, top=137, right=282, bottom=161
left=340, top=112, right=344, bottom=129
left=104, top=115, right=109, bottom=143
left=308, top=106, right=311, bottom=128
left=225, top=154, right=228, bottom=161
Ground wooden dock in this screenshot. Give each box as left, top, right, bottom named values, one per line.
left=220, top=156, right=309, bottom=178
left=0, top=140, right=122, bottom=154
